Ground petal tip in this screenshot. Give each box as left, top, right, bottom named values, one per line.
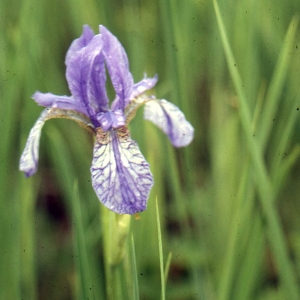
left=19, top=157, right=38, bottom=178
left=144, top=99, right=194, bottom=148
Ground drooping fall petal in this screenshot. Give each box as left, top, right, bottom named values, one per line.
left=91, top=127, right=153, bottom=214
left=19, top=109, right=49, bottom=177
left=144, top=99, right=194, bottom=147
left=20, top=108, right=94, bottom=177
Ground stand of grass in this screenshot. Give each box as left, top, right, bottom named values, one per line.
left=213, top=0, right=300, bottom=298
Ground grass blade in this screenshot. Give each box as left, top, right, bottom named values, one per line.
left=130, top=234, right=139, bottom=300
left=72, top=180, right=94, bottom=300
left=156, top=198, right=165, bottom=300
left=258, top=17, right=298, bottom=151
left=164, top=251, right=172, bottom=288
left=213, top=0, right=300, bottom=298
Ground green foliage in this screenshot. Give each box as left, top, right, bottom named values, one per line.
left=1, top=0, right=300, bottom=299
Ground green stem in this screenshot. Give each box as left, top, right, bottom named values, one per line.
left=101, top=206, right=131, bottom=299
left=156, top=198, right=165, bottom=300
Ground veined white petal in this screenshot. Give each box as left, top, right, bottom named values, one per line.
left=144, top=99, right=194, bottom=147
left=91, top=126, right=153, bottom=214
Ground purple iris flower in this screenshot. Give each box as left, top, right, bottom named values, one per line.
left=19, top=25, right=194, bottom=214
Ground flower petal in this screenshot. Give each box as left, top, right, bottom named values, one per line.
left=65, top=25, right=95, bottom=67
left=130, top=74, right=158, bottom=99
left=66, top=34, right=109, bottom=120
left=100, top=25, right=134, bottom=110
left=19, top=109, right=49, bottom=177
left=124, top=94, right=153, bottom=124
left=20, top=108, right=94, bottom=177
left=33, top=92, right=88, bottom=115
left=91, top=127, right=153, bottom=214
left=144, top=99, right=194, bottom=147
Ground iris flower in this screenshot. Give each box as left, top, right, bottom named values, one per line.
left=19, top=25, right=194, bottom=214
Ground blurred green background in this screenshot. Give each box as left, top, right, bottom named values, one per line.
left=1, top=0, right=300, bottom=299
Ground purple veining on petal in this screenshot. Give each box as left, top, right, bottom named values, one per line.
left=144, top=99, right=194, bottom=147
left=100, top=25, right=134, bottom=111
left=91, top=127, right=153, bottom=214
left=130, top=74, right=158, bottom=99
left=33, top=92, right=88, bottom=116
left=19, top=109, right=49, bottom=177
left=65, top=25, right=95, bottom=67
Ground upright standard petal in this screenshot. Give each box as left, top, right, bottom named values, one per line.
left=144, top=99, right=194, bottom=147
left=66, top=34, right=108, bottom=120
left=65, top=25, right=95, bottom=67
left=91, top=126, right=153, bottom=214
left=100, top=25, right=134, bottom=110
left=33, top=92, right=88, bottom=116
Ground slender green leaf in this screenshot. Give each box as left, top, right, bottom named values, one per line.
left=156, top=198, right=165, bottom=300
left=130, top=234, right=139, bottom=300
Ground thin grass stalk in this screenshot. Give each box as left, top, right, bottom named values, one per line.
left=213, top=0, right=300, bottom=298
left=164, top=251, right=172, bottom=289
left=257, top=17, right=298, bottom=151
left=156, top=198, right=165, bottom=300
left=72, top=181, right=94, bottom=300
left=270, top=93, right=300, bottom=176
left=130, top=234, right=139, bottom=300
left=20, top=177, right=37, bottom=300
left=233, top=210, right=265, bottom=300
left=218, top=158, right=251, bottom=300
left=219, top=74, right=266, bottom=300
left=272, top=146, right=300, bottom=198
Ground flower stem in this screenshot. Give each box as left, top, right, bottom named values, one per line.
left=101, top=206, right=131, bottom=299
